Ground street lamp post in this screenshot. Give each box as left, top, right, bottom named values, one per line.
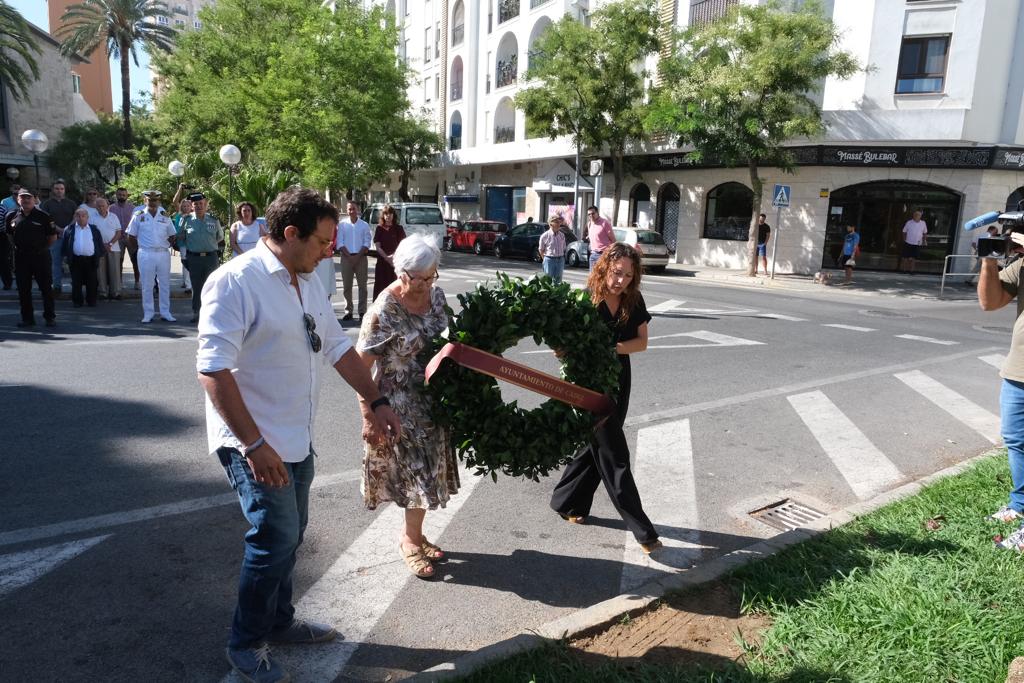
left=20, top=130, right=49, bottom=196
left=168, top=159, right=185, bottom=182
left=219, top=144, right=241, bottom=226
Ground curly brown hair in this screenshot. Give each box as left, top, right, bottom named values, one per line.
left=586, top=242, right=643, bottom=323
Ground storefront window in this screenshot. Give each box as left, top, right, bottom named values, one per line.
left=822, top=181, right=960, bottom=273
left=704, top=182, right=753, bottom=241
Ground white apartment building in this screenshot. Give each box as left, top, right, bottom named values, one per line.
left=377, top=0, right=1024, bottom=275
left=162, top=0, right=215, bottom=31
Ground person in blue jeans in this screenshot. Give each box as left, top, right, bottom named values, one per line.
left=197, top=188, right=400, bottom=683
left=979, top=234, right=1024, bottom=550
left=838, top=224, right=860, bottom=284
left=537, top=216, right=566, bottom=283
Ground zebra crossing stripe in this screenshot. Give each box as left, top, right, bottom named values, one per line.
left=979, top=354, right=1005, bottom=370
left=620, top=419, right=702, bottom=594
left=823, top=324, right=877, bottom=332
left=894, top=370, right=1000, bottom=444
left=787, top=391, right=903, bottom=499
left=756, top=313, right=807, bottom=322
left=648, top=299, right=685, bottom=313
left=648, top=330, right=763, bottom=349
left=895, top=334, right=959, bottom=346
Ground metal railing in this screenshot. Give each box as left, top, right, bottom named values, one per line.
left=939, top=253, right=995, bottom=297
left=689, top=0, right=738, bottom=27
left=496, top=55, right=518, bottom=88
left=499, top=0, right=520, bottom=24
left=449, top=136, right=462, bottom=151
left=530, top=0, right=551, bottom=7
left=494, top=126, right=515, bottom=144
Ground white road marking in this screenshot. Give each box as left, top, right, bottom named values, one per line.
left=895, top=334, right=959, bottom=346
left=620, top=419, right=702, bottom=593
left=787, top=391, right=903, bottom=499
left=0, top=535, right=110, bottom=599
left=756, top=313, right=807, bottom=322
left=822, top=324, right=877, bottom=332
left=895, top=370, right=1001, bottom=444
left=648, top=299, right=685, bottom=313
left=979, top=354, right=1006, bottom=369
left=647, top=330, right=763, bottom=349
left=222, top=469, right=483, bottom=683
left=0, top=470, right=361, bottom=548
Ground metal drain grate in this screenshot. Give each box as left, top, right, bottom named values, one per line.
left=860, top=309, right=912, bottom=319
left=749, top=499, right=826, bottom=531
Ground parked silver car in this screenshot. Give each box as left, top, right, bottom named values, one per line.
left=565, top=227, right=670, bottom=272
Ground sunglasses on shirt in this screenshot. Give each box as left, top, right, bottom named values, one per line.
left=303, top=313, right=322, bottom=353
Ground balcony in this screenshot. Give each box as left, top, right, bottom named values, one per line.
left=498, top=0, right=520, bottom=25
left=452, top=24, right=464, bottom=46
left=450, top=82, right=462, bottom=101
left=689, top=0, right=738, bottom=27
left=495, top=126, right=516, bottom=144
left=496, top=54, right=518, bottom=89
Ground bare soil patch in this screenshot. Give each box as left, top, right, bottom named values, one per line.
left=569, top=582, right=770, bottom=672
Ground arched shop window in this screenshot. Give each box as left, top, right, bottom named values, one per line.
left=656, top=182, right=680, bottom=252
left=822, top=181, right=960, bottom=273
left=1007, top=187, right=1024, bottom=212
left=629, top=183, right=651, bottom=228
left=703, top=182, right=753, bottom=241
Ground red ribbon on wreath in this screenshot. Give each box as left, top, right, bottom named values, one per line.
left=424, top=342, right=615, bottom=416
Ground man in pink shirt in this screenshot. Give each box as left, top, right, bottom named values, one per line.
left=587, top=205, right=615, bottom=270
left=900, top=209, right=928, bottom=274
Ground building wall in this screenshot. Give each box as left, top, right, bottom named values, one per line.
left=48, top=0, right=113, bottom=115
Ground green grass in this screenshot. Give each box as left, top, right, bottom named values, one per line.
left=458, top=454, right=1024, bottom=683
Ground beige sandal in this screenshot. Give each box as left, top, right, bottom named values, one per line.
left=420, top=538, right=444, bottom=561
left=400, top=543, right=435, bottom=579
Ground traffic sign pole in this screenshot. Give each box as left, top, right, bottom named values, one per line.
left=770, top=205, right=781, bottom=280
left=769, top=184, right=790, bottom=281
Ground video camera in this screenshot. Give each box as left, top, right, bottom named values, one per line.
left=964, top=202, right=1024, bottom=258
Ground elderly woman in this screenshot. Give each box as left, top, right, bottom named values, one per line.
left=550, top=243, right=661, bottom=554
left=356, top=234, right=458, bottom=579
left=372, top=205, right=406, bottom=300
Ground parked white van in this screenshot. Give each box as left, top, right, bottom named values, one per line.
left=360, top=203, right=446, bottom=248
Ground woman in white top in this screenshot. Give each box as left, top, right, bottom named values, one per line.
left=229, top=202, right=267, bottom=256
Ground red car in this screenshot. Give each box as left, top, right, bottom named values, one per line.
left=444, top=220, right=508, bottom=255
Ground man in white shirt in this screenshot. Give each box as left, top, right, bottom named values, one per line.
left=197, top=187, right=401, bottom=683
left=335, top=200, right=372, bottom=320
left=126, top=190, right=177, bottom=323
left=60, top=207, right=105, bottom=307
left=900, top=210, right=928, bottom=274
left=93, top=197, right=123, bottom=300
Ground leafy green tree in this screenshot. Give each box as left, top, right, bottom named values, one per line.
left=388, top=113, right=444, bottom=202
left=50, top=112, right=157, bottom=191
left=0, top=1, right=41, bottom=102
left=516, top=0, right=660, bottom=224
left=648, top=0, right=859, bottom=276
left=152, top=0, right=409, bottom=193
left=57, top=0, right=177, bottom=150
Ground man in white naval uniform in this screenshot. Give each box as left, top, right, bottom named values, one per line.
left=126, top=190, right=178, bottom=323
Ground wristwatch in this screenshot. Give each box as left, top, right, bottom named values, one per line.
left=369, top=396, right=391, bottom=411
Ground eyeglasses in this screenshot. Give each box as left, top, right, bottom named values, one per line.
left=303, top=313, right=322, bottom=353
left=405, top=272, right=439, bottom=284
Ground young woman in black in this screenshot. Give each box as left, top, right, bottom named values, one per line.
left=550, top=242, right=661, bottom=554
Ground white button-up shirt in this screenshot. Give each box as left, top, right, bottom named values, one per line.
left=72, top=224, right=95, bottom=256
left=196, top=239, right=352, bottom=462
left=336, top=218, right=372, bottom=254
left=94, top=212, right=122, bottom=252
left=126, top=207, right=176, bottom=249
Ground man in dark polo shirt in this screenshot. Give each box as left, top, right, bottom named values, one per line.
left=41, top=180, right=79, bottom=298
left=8, top=189, right=58, bottom=327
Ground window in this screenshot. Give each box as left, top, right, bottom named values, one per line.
left=896, top=35, right=950, bottom=94
left=406, top=207, right=444, bottom=224
left=156, top=15, right=169, bottom=25
left=452, top=1, right=465, bottom=46
left=404, top=38, right=411, bottom=64
left=449, top=112, right=462, bottom=150
left=424, top=28, right=431, bottom=62
left=499, top=0, right=520, bottom=24
left=450, top=57, right=463, bottom=100
left=435, top=23, right=441, bottom=58
left=193, top=20, right=202, bottom=29
left=424, top=77, right=431, bottom=102
left=689, top=0, right=738, bottom=27
left=71, top=73, right=81, bottom=94
left=435, top=75, right=440, bottom=100
left=703, top=182, right=753, bottom=241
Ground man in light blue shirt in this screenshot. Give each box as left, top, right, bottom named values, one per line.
left=335, top=200, right=372, bottom=320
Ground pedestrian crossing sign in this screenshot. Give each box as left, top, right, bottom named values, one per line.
left=772, top=184, right=791, bottom=208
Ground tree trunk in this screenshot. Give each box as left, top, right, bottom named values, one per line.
left=611, top=149, right=624, bottom=226
left=398, top=168, right=411, bottom=202
left=119, top=39, right=132, bottom=151
left=747, top=159, right=763, bottom=277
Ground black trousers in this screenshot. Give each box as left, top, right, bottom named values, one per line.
left=0, top=233, right=12, bottom=288
left=549, top=364, right=658, bottom=544
left=68, top=254, right=99, bottom=306
left=15, top=248, right=54, bottom=323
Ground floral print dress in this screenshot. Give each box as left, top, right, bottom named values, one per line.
left=357, top=286, right=459, bottom=510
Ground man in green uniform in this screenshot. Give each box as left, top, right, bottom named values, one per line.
left=176, top=192, right=223, bottom=323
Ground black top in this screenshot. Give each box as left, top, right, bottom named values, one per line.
left=596, top=293, right=651, bottom=414
left=757, top=223, right=771, bottom=244
left=7, top=207, right=57, bottom=253
left=40, top=197, right=78, bottom=231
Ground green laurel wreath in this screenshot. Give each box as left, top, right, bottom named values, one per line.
left=424, top=273, right=620, bottom=481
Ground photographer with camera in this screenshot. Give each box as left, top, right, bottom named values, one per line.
left=978, top=226, right=1024, bottom=549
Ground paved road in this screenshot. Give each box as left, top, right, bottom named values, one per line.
left=0, top=251, right=1013, bottom=682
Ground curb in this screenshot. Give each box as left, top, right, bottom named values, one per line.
left=410, top=446, right=1004, bottom=681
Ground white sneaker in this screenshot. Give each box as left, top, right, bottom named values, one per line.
left=161, top=315, right=177, bottom=322
left=141, top=317, right=152, bottom=324
left=987, top=505, right=1023, bottom=523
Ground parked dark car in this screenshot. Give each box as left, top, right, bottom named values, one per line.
left=493, top=222, right=576, bottom=262
left=445, top=220, right=508, bottom=254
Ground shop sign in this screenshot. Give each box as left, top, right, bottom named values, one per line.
left=822, top=147, right=901, bottom=166
left=533, top=160, right=592, bottom=192
left=992, top=148, right=1024, bottom=170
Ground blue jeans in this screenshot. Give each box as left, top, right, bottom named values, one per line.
left=49, top=241, right=63, bottom=291
left=589, top=249, right=603, bottom=271
left=219, top=447, right=315, bottom=649
left=542, top=255, right=564, bottom=283
left=1001, top=379, right=1024, bottom=513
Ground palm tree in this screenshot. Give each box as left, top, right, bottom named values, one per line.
left=0, top=1, right=41, bottom=102
left=57, top=0, right=176, bottom=150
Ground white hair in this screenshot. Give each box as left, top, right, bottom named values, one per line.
left=393, top=233, right=441, bottom=276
